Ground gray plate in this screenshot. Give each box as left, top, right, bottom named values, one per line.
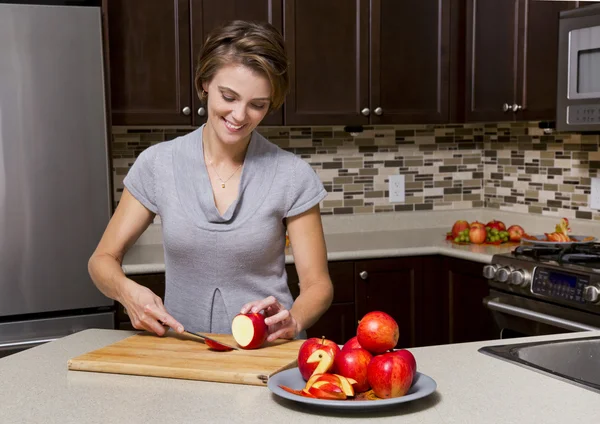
left=267, top=368, right=437, bottom=410
left=521, top=235, right=597, bottom=246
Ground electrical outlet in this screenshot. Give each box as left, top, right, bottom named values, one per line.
left=388, top=174, right=405, bottom=203
left=592, top=178, right=600, bottom=209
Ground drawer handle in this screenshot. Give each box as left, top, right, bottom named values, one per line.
left=359, top=271, right=368, bottom=280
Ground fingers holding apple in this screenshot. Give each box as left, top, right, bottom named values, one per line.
left=239, top=296, right=299, bottom=342
left=231, top=312, right=268, bottom=349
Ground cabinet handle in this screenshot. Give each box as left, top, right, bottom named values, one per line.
left=359, top=271, right=368, bottom=280
left=511, top=104, right=522, bottom=112
left=374, top=107, right=383, bottom=116
left=197, top=107, right=206, bottom=116
left=182, top=106, right=191, bottom=115
left=361, top=108, right=370, bottom=116
left=502, top=103, right=510, bottom=112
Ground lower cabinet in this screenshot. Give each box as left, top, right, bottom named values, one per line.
left=119, top=255, right=496, bottom=348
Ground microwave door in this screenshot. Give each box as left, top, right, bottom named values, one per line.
left=568, top=25, right=600, bottom=100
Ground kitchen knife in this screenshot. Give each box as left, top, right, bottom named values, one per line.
left=183, top=330, right=241, bottom=351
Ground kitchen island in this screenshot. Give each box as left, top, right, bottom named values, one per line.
left=1, top=329, right=598, bottom=424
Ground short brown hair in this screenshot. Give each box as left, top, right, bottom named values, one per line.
left=194, top=20, right=289, bottom=112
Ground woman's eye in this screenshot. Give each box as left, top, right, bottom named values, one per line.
left=222, top=95, right=234, bottom=102
left=251, top=103, right=266, bottom=110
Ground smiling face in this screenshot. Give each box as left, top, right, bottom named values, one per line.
left=202, top=64, right=271, bottom=148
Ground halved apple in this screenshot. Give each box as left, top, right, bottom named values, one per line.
left=306, top=348, right=335, bottom=375
left=231, top=313, right=268, bottom=349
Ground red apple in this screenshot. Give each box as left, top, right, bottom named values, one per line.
left=486, top=219, right=506, bottom=231
left=391, top=349, right=417, bottom=377
left=507, top=225, right=525, bottom=242
left=357, top=311, right=399, bottom=354
left=469, top=223, right=487, bottom=244
left=470, top=220, right=485, bottom=229
left=451, top=220, right=470, bottom=238
left=341, top=336, right=362, bottom=352
left=231, top=313, right=268, bottom=349
left=367, top=352, right=414, bottom=399
left=335, top=347, right=373, bottom=392
left=297, top=337, right=341, bottom=381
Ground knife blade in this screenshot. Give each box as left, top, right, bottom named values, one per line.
left=183, top=330, right=241, bottom=351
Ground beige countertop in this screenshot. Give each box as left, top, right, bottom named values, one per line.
left=122, top=228, right=515, bottom=275
left=2, top=328, right=599, bottom=423
left=121, top=209, right=600, bottom=275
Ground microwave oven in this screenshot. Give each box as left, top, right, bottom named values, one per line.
left=556, top=3, right=600, bottom=132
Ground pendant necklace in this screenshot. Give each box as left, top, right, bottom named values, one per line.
left=207, top=157, right=242, bottom=188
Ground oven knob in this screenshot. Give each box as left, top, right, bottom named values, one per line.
left=509, top=269, right=530, bottom=287
left=583, top=286, right=600, bottom=304
left=495, top=267, right=511, bottom=283
left=483, top=264, right=498, bottom=280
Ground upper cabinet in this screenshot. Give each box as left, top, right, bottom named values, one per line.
left=105, top=0, right=282, bottom=126
left=106, top=0, right=191, bottom=126
left=105, top=0, right=578, bottom=126
left=465, top=0, right=574, bottom=122
left=284, top=0, right=452, bottom=126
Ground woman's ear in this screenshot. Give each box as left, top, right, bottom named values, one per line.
left=202, top=81, right=208, bottom=94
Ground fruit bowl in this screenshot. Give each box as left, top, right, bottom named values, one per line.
left=268, top=368, right=437, bottom=410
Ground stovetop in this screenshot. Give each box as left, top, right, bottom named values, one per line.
left=507, top=243, right=600, bottom=271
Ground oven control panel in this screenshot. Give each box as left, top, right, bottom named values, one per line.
left=532, top=267, right=588, bottom=303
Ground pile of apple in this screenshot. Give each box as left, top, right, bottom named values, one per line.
left=283, top=311, right=416, bottom=401
left=449, top=219, right=525, bottom=245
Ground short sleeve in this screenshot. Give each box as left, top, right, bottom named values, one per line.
left=285, top=158, right=328, bottom=218
left=123, top=146, right=159, bottom=214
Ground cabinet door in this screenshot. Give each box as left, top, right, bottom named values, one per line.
left=516, top=0, right=573, bottom=121
left=370, top=0, right=451, bottom=124
left=106, top=0, right=192, bottom=125
left=443, top=257, right=495, bottom=344
left=284, top=0, right=369, bottom=125
left=465, top=0, right=519, bottom=122
left=189, top=0, right=283, bottom=126
left=355, top=258, right=421, bottom=349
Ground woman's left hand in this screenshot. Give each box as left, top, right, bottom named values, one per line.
left=240, top=296, right=300, bottom=342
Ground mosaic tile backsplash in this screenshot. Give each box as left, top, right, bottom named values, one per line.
left=111, top=122, right=600, bottom=220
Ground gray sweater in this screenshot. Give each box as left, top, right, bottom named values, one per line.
left=123, top=126, right=327, bottom=334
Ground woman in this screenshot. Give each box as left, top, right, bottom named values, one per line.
left=88, top=20, right=333, bottom=342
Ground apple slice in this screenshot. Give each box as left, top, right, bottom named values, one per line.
left=308, top=386, right=347, bottom=400
left=304, top=373, right=325, bottom=391
left=231, top=313, right=268, bottom=349
left=312, top=381, right=343, bottom=393
left=204, top=338, right=234, bottom=351
left=306, top=348, right=335, bottom=376
left=333, top=374, right=358, bottom=397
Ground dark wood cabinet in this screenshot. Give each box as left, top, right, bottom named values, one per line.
left=442, top=256, right=495, bottom=344
left=106, top=0, right=192, bottom=126
left=284, top=0, right=452, bottom=125
left=283, top=0, right=369, bottom=125
left=465, top=0, right=573, bottom=122
left=189, top=0, right=283, bottom=126
left=355, top=258, right=422, bottom=349
left=371, top=0, right=451, bottom=125
left=106, top=0, right=282, bottom=126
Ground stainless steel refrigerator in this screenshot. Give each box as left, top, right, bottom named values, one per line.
left=0, top=0, right=115, bottom=357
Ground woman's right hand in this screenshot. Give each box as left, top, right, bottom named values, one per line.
left=121, top=282, right=184, bottom=336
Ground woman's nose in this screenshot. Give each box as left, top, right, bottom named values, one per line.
left=231, top=105, right=246, bottom=122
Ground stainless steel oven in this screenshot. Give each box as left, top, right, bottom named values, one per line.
left=556, top=3, right=600, bottom=132
left=483, top=244, right=600, bottom=339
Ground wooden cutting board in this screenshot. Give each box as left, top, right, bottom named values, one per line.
left=67, top=331, right=304, bottom=386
